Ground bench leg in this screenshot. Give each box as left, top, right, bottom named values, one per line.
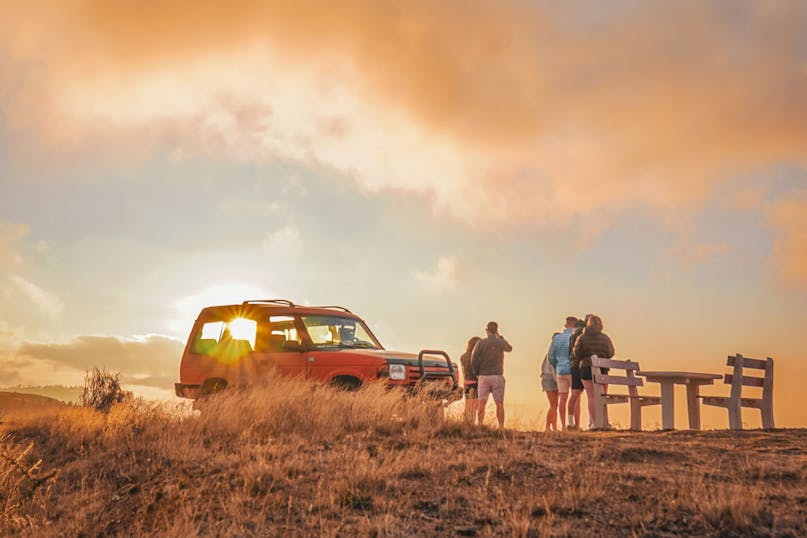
left=660, top=382, right=675, bottom=430
left=629, top=397, right=642, bottom=431
left=593, top=384, right=606, bottom=430
left=686, top=384, right=701, bottom=430
left=728, top=402, right=742, bottom=430
left=761, top=402, right=774, bottom=430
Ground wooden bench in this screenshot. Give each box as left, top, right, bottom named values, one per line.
left=699, top=354, right=774, bottom=430
left=591, top=357, right=660, bottom=431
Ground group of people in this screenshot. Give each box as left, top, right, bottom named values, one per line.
left=541, top=314, right=615, bottom=430
left=457, top=315, right=615, bottom=430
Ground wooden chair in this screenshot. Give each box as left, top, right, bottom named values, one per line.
left=591, top=357, right=660, bottom=431
left=699, top=354, right=774, bottom=430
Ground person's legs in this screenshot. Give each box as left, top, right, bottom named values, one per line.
left=569, top=390, right=582, bottom=428
left=464, top=384, right=477, bottom=423
left=569, top=367, right=584, bottom=428
left=491, top=375, right=506, bottom=428
left=464, top=397, right=476, bottom=423
left=555, top=375, right=571, bottom=430
left=582, top=382, right=595, bottom=428
left=495, top=401, right=505, bottom=428
left=544, top=390, right=558, bottom=431
left=477, top=396, right=487, bottom=425
left=558, top=390, right=569, bottom=430
left=477, top=376, right=492, bottom=425
left=580, top=366, right=596, bottom=428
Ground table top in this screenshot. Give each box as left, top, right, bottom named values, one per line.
left=637, top=371, right=723, bottom=383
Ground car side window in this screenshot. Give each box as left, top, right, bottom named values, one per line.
left=255, top=315, right=303, bottom=352
left=192, top=321, right=225, bottom=354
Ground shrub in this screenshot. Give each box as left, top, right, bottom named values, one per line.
left=79, top=367, right=132, bottom=413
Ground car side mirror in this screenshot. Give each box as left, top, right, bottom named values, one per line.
left=283, top=340, right=304, bottom=352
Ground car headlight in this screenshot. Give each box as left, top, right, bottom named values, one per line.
left=388, top=363, right=406, bottom=380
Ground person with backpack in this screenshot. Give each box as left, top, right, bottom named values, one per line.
left=547, top=316, right=578, bottom=430
left=566, top=317, right=587, bottom=430
left=571, top=314, right=615, bottom=429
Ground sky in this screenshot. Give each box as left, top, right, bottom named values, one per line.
left=1, top=1, right=805, bottom=427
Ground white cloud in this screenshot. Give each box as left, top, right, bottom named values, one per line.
left=170, top=283, right=276, bottom=334
left=8, top=275, right=64, bottom=316
left=412, top=256, right=458, bottom=292
left=262, top=225, right=300, bottom=255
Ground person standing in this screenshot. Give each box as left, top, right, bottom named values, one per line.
left=547, top=316, right=577, bottom=431
left=459, top=336, right=482, bottom=423
left=567, top=317, right=587, bottom=430
left=471, top=321, right=512, bottom=428
left=571, top=315, right=615, bottom=429
left=540, top=347, right=559, bottom=431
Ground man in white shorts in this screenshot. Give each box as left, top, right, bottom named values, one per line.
left=471, top=321, right=513, bottom=428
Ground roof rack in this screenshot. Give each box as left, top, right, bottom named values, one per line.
left=240, top=300, right=353, bottom=314
left=242, top=299, right=296, bottom=307
left=310, top=305, right=353, bottom=314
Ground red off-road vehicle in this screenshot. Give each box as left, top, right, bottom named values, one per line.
left=175, top=300, right=460, bottom=400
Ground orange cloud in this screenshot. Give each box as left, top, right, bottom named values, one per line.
left=15, top=335, right=184, bottom=389
left=2, top=2, right=806, bottom=274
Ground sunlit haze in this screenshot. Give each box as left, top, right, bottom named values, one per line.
left=1, top=1, right=805, bottom=428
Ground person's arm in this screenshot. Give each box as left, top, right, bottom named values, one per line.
left=547, top=337, right=557, bottom=369
left=606, top=335, right=615, bottom=358
left=459, top=352, right=469, bottom=379
left=470, top=342, right=480, bottom=375
left=499, top=335, right=513, bottom=353
left=572, top=335, right=584, bottom=363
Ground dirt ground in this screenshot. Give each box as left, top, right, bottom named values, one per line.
left=1, top=384, right=805, bottom=537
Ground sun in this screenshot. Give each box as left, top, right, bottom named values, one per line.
left=169, top=283, right=274, bottom=337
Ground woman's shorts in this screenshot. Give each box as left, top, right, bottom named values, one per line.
left=570, top=367, right=584, bottom=391
left=555, top=374, right=572, bottom=393
left=579, top=366, right=610, bottom=381
left=540, top=377, right=557, bottom=392
left=464, top=383, right=478, bottom=399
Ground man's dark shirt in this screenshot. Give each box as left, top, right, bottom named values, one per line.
left=471, top=334, right=513, bottom=376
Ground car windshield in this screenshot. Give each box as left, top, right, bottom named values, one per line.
left=300, top=315, right=382, bottom=350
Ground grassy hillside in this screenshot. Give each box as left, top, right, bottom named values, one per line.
left=0, top=385, right=82, bottom=404
left=0, top=391, right=64, bottom=413
left=1, top=377, right=804, bottom=537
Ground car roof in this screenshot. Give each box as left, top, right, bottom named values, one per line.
left=196, top=300, right=363, bottom=321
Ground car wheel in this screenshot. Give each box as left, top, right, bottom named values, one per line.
left=330, top=376, right=361, bottom=391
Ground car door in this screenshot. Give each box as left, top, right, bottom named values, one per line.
left=251, top=315, right=309, bottom=379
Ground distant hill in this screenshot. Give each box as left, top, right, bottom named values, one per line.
left=0, top=391, right=64, bottom=412
left=0, top=385, right=82, bottom=403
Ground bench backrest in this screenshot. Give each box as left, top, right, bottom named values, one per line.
left=723, top=354, right=774, bottom=401
left=591, top=357, right=643, bottom=393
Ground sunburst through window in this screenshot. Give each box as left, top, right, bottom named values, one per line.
left=228, top=317, right=257, bottom=349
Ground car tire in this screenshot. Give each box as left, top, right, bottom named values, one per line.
left=330, top=376, right=361, bottom=391
left=199, top=378, right=228, bottom=396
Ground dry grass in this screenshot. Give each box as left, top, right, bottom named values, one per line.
left=1, top=375, right=805, bottom=537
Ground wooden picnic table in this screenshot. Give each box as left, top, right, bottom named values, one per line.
left=636, top=371, right=723, bottom=430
